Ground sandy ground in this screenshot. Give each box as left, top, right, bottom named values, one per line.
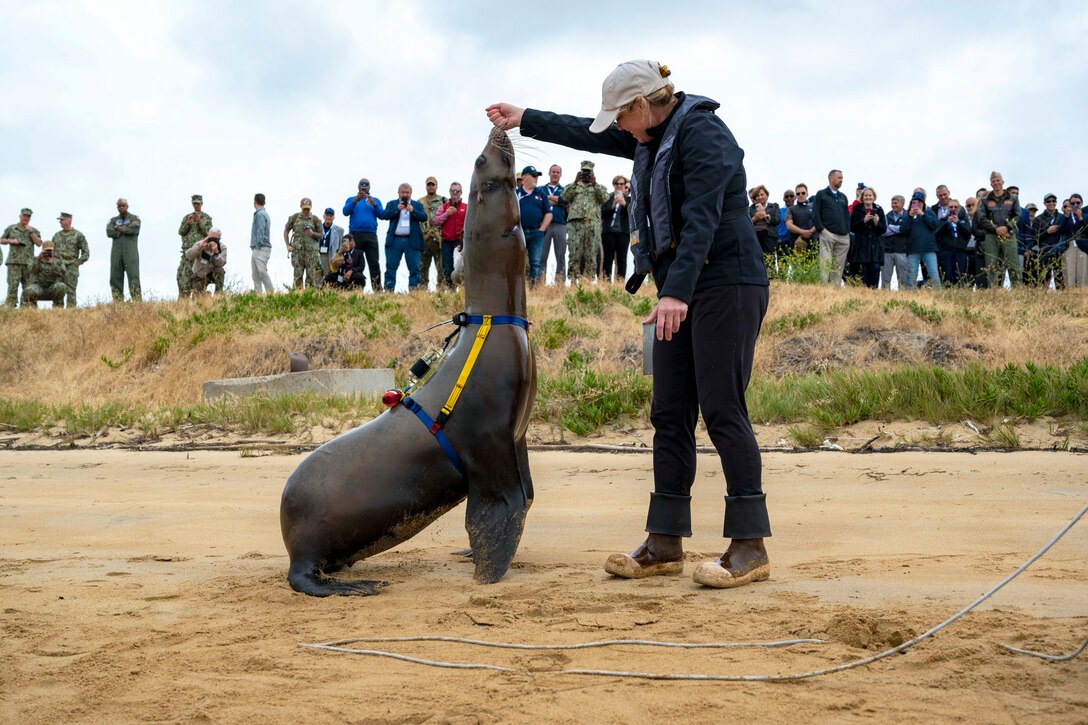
left=1, top=449, right=1085, bottom=724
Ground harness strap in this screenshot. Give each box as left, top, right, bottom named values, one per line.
left=438, top=315, right=492, bottom=424
left=399, top=311, right=531, bottom=475
left=402, top=397, right=464, bottom=476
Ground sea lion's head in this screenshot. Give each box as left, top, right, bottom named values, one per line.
left=463, top=127, right=526, bottom=311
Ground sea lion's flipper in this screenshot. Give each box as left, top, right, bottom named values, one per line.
left=288, top=561, right=388, bottom=597
left=465, top=444, right=532, bottom=583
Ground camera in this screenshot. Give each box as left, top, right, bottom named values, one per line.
left=580, top=170, right=592, bottom=183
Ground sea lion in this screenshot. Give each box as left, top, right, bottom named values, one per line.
left=280, top=126, right=536, bottom=596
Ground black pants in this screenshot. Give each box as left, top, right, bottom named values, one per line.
left=323, top=272, right=364, bottom=289
left=601, top=231, right=628, bottom=283
left=647, top=284, right=771, bottom=540
left=352, top=232, right=382, bottom=291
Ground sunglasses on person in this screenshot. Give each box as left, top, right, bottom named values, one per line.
left=796, top=191, right=808, bottom=197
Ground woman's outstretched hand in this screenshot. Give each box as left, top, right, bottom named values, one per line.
left=485, top=103, right=525, bottom=130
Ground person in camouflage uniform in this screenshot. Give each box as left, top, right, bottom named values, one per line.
left=284, top=197, right=322, bottom=288
left=177, top=194, right=214, bottom=298
left=106, top=198, right=142, bottom=301
left=0, top=207, right=43, bottom=307
left=51, top=212, right=90, bottom=307
left=24, top=241, right=68, bottom=307
left=417, top=176, right=446, bottom=289
left=562, top=160, right=609, bottom=282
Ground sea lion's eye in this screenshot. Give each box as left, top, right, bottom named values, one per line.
left=475, top=155, right=487, bottom=168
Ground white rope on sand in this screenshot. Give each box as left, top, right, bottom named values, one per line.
left=1000, top=636, right=1088, bottom=662
left=305, top=636, right=824, bottom=651
left=300, top=501, right=1086, bottom=681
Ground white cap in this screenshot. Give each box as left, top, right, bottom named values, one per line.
left=589, top=60, right=673, bottom=133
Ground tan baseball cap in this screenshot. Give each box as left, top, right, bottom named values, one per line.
left=426, top=176, right=437, bottom=185
left=589, top=60, right=673, bottom=133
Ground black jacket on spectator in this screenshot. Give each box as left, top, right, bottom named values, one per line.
left=601, top=194, right=631, bottom=235
left=811, top=187, right=850, bottom=235
left=521, top=93, right=768, bottom=302
left=848, top=204, right=887, bottom=264
left=902, top=209, right=939, bottom=254
left=1033, top=212, right=1069, bottom=254
left=748, top=202, right=780, bottom=254
left=935, top=215, right=972, bottom=252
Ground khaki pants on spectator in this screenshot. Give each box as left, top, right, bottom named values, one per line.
left=251, top=246, right=274, bottom=293
left=819, top=231, right=850, bottom=285
left=982, top=233, right=1021, bottom=287
left=1064, top=245, right=1088, bottom=288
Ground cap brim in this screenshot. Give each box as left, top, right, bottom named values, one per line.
left=589, top=108, right=619, bottom=134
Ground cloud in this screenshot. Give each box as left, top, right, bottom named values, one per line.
left=0, top=0, right=1084, bottom=303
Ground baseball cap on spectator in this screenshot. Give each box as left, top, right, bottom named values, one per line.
left=20, top=207, right=32, bottom=216
left=42, top=240, right=54, bottom=250
left=426, top=176, right=437, bottom=185
left=192, top=194, right=203, bottom=203
left=1043, top=193, right=1057, bottom=202
left=300, top=198, right=312, bottom=208
left=1025, top=203, right=1038, bottom=211
left=324, top=207, right=335, bottom=215
left=589, top=60, right=673, bottom=133
left=57, top=212, right=72, bottom=220
left=911, top=191, right=925, bottom=202
left=521, top=166, right=542, bottom=177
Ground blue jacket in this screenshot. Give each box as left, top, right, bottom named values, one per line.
left=379, top=199, right=428, bottom=251
left=901, top=209, right=938, bottom=254
left=342, top=195, right=384, bottom=233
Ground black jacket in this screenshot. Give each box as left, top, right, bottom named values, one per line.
left=811, top=187, right=850, bottom=235
left=521, top=94, right=767, bottom=303
left=601, top=194, right=631, bottom=235
left=848, top=204, right=886, bottom=264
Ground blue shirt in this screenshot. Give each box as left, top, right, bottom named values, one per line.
left=516, top=186, right=551, bottom=230
left=342, top=195, right=384, bottom=233
left=250, top=207, right=271, bottom=249
left=542, top=183, right=567, bottom=224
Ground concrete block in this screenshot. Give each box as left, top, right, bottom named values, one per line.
left=203, top=368, right=395, bottom=400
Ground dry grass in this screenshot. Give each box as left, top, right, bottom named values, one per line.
left=0, top=283, right=1085, bottom=409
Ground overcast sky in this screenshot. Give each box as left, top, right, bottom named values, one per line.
left=1, top=0, right=1084, bottom=303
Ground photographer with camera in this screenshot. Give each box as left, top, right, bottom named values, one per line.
left=325, top=234, right=363, bottom=289
left=343, top=178, right=383, bottom=292
left=562, top=160, right=609, bottom=283
left=378, top=183, right=428, bottom=292
left=600, top=174, right=631, bottom=283
left=434, top=182, right=468, bottom=288
left=24, top=240, right=68, bottom=307
left=177, top=194, right=213, bottom=297
left=183, top=229, right=227, bottom=296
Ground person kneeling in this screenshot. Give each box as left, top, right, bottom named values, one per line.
left=24, top=241, right=68, bottom=307
left=324, top=235, right=364, bottom=289
left=184, top=230, right=227, bottom=296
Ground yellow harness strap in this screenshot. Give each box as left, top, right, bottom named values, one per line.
left=440, top=314, right=492, bottom=420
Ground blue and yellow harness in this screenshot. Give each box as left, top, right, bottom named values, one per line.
left=385, top=312, right=530, bottom=476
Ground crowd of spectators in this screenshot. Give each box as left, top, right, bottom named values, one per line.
left=754, top=170, right=1088, bottom=290
left=3, top=168, right=1085, bottom=308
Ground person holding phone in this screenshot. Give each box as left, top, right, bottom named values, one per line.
left=343, top=178, right=383, bottom=291
left=902, top=190, right=941, bottom=289
left=848, top=187, right=886, bottom=288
